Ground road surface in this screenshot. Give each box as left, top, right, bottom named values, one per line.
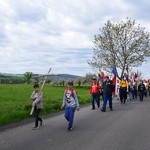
left=1, top=97, right=150, bottom=150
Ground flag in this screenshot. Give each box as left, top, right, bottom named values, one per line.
left=112, top=66, right=117, bottom=75
left=124, top=66, right=129, bottom=81
left=130, top=72, right=135, bottom=85
left=101, top=71, right=105, bottom=81
left=111, top=67, right=117, bottom=96
left=98, top=70, right=105, bottom=83
left=134, top=70, right=139, bottom=82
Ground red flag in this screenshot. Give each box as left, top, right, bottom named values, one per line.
left=112, top=75, right=116, bottom=96
left=101, top=71, right=105, bottom=81
left=111, top=67, right=117, bottom=95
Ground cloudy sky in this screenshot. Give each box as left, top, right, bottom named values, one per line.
left=0, top=0, right=150, bottom=78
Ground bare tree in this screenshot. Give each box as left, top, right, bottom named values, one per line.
left=88, top=18, right=150, bottom=78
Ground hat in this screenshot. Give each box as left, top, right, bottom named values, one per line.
left=92, top=77, right=97, bottom=80
left=68, top=81, right=73, bottom=86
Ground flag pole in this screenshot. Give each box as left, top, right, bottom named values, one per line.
left=40, top=68, right=52, bottom=91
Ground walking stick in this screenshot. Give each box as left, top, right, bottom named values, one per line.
left=30, top=68, right=52, bottom=115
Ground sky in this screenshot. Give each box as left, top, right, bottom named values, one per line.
left=0, top=0, right=150, bottom=78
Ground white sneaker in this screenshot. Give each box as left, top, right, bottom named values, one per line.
left=32, top=126, right=39, bottom=130
left=67, top=127, right=73, bottom=131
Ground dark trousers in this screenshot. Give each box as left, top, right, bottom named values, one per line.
left=148, top=89, right=150, bottom=96
left=91, top=94, right=100, bottom=109
left=34, top=108, right=42, bottom=127
left=139, top=91, right=144, bottom=101
left=120, top=88, right=127, bottom=104
left=132, top=90, right=137, bottom=99
left=65, top=107, right=76, bottom=128
left=144, top=90, right=147, bottom=97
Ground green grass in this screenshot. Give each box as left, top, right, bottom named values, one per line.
left=0, top=84, right=91, bottom=126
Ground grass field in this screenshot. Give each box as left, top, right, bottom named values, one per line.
left=0, top=84, right=91, bottom=126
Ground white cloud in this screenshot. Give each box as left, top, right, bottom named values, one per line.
left=0, top=0, right=150, bottom=78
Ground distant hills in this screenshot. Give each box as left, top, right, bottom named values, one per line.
left=0, top=73, right=82, bottom=80
left=0, top=73, right=22, bottom=79
left=48, top=74, right=82, bottom=80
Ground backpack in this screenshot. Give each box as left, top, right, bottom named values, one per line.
left=65, top=89, right=75, bottom=97
left=65, top=89, right=75, bottom=103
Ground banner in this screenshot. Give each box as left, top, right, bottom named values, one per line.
left=112, top=67, right=117, bottom=96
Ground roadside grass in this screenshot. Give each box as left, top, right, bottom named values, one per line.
left=0, top=84, right=91, bottom=126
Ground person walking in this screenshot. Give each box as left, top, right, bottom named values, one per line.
left=132, top=82, right=138, bottom=100
left=61, top=81, right=80, bottom=131
left=127, top=81, right=132, bottom=101
left=101, top=76, right=114, bottom=112
left=143, top=80, right=148, bottom=97
left=30, top=83, right=43, bottom=130
left=89, top=77, right=101, bottom=110
left=119, top=77, right=128, bottom=104
left=148, top=80, right=150, bottom=96
left=138, top=80, right=146, bottom=101
left=116, top=80, right=120, bottom=100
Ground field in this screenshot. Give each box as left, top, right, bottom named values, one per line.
left=0, top=84, right=91, bottom=126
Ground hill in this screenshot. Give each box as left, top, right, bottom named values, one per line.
left=0, top=73, right=82, bottom=81
left=0, top=73, right=23, bottom=79
left=48, top=74, right=82, bottom=80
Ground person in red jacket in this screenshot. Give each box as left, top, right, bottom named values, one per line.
left=89, top=77, right=101, bottom=110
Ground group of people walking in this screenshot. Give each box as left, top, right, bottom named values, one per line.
left=118, top=78, right=150, bottom=103
left=89, top=76, right=150, bottom=112
left=29, top=76, right=150, bottom=131
left=89, top=76, right=115, bottom=112
left=30, top=81, right=80, bottom=131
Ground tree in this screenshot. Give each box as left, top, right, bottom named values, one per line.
left=23, top=72, right=33, bottom=84
left=80, top=73, right=97, bottom=85
left=88, top=18, right=150, bottom=78
left=78, top=80, right=81, bottom=87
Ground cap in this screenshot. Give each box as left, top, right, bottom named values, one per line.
left=68, top=81, right=73, bottom=86
left=92, top=77, right=97, bottom=80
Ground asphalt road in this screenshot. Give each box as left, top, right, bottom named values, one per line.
left=1, top=97, right=150, bottom=150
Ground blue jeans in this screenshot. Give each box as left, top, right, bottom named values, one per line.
left=128, top=92, right=132, bottom=100
left=65, top=107, right=76, bottom=128
left=91, top=94, right=99, bottom=109
left=102, top=94, right=112, bottom=111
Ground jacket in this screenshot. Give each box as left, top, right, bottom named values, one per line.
left=89, top=82, right=101, bottom=94
left=138, top=84, right=146, bottom=92
left=30, top=91, right=43, bottom=109
left=62, top=89, right=79, bottom=108
left=102, top=80, right=114, bottom=95
left=119, top=79, right=128, bottom=88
